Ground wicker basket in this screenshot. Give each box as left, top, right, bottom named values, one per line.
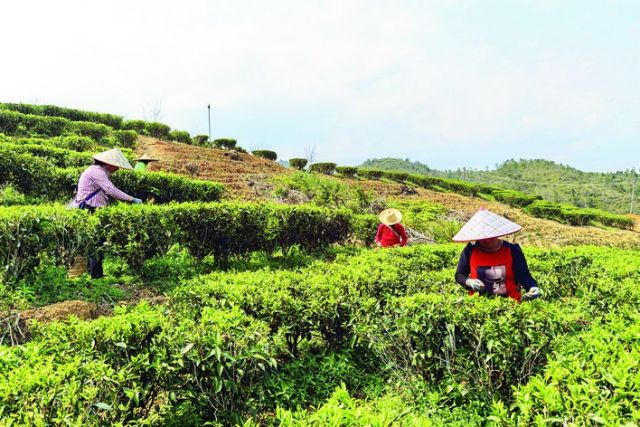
left=68, top=256, right=88, bottom=278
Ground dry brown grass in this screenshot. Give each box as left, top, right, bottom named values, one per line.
left=136, top=136, right=291, bottom=200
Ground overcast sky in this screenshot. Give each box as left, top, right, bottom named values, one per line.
left=1, top=0, right=639, bottom=171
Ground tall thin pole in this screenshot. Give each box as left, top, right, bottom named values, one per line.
left=207, top=104, right=211, bottom=142
left=631, top=178, right=636, bottom=214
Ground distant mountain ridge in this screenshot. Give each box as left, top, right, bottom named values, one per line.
left=359, top=158, right=638, bottom=215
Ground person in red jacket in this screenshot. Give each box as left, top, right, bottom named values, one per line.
left=453, top=208, right=540, bottom=302
left=375, top=208, right=408, bottom=248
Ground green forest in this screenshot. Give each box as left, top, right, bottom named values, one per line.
left=360, top=158, right=639, bottom=215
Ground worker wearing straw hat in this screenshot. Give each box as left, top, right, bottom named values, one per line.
left=375, top=208, right=408, bottom=248
left=453, top=208, right=540, bottom=302
left=69, top=148, right=143, bottom=278
left=134, top=153, right=158, bottom=172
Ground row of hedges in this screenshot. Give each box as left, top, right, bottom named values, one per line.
left=122, top=119, right=171, bottom=139
left=0, top=109, right=119, bottom=143
left=0, top=102, right=124, bottom=128
left=1, top=244, right=639, bottom=423
left=0, top=202, right=375, bottom=282
left=0, top=102, right=196, bottom=146
left=252, top=150, right=277, bottom=161
left=0, top=142, right=94, bottom=168
left=0, top=150, right=225, bottom=204
left=0, top=133, right=96, bottom=151
left=0, top=302, right=279, bottom=425
left=524, top=200, right=634, bottom=229
left=351, top=167, right=634, bottom=230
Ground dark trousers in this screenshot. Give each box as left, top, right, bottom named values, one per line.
left=88, top=250, right=104, bottom=279
left=82, top=206, right=104, bottom=279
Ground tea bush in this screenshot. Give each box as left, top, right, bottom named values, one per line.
left=122, top=119, right=148, bottom=134
left=310, top=162, right=337, bottom=175
left=169, top=130, right=191, bottom=144
left=0, top=102, right=123, bottom=128
left=213, top=138, right=237, bottom=149
left=146, top=122, right=171, bottom=139
left=0, top=303, right=281, bottom=425
left=252, top=150, right=277, bottom=161
left=0, top=150, right=225, bottom=203
left=336, top=166, right=358, bottom=178
left=524, top=200, right=633, bottom=229
left=289, top=158, right=308, bottom=170
left=0, top=134, right=96, bottom=151
left=0, top=205, right=93, bottom=282
left=493, top=313, right=640, bottom=425
left=110, top=129, right=138, bottom=148
left=2, top=244, right=640, bottom=423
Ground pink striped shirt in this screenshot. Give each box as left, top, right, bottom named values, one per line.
left=74, top=165, right=133, bottom=208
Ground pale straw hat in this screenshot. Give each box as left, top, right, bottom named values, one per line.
left=92, top=148, right=133, bottom=170
left=452, top=208, right=522, bottom=242
left=379, top=208, right=403, bottom=226
left=135, top=153, right=158, bottom=162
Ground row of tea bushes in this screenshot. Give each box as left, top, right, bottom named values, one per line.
left=0, top=142, right=94, bottom=168
left=0, top=202, right=376, bottom=282
left=1, top=245, right=639, bottom=423
left=0, top=102, right=124, bottom=128
left=353, top=168, right=634, bottom=230
left=0, top=109, right=112, bottom=141
left=0, top=133, right=96, bottom=151
left=0, top=303, right=280, bottom=425
left=524, top=199, right=634, bottom=229
left=0, top=149, right=225, bottom=203
left=491, top=312, right=640, bottom=425
left=0, top=103, right=193, bottom=144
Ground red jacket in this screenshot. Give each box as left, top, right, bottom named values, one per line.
left=375, top=223, right=408, bottom=247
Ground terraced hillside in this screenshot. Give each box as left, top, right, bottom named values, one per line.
left=135, top=136, right=640, bottom=249
left=136, top=136, right=290, bottom=199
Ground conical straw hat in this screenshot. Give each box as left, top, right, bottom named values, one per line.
left=452, top=208, right=521, bottom=242
left=92, top=148, right=133, bottom=170
left=135, top=153, right=158, bottom=162
left=379, top=208, right=402, bottom=226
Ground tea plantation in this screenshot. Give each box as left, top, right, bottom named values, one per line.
left=0, top=104, right=639, bottom=426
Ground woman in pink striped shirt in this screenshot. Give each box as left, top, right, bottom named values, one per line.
left=70, top=148, right=142, bottom=278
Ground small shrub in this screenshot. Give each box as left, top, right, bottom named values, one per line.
left=193, top=135, right=209, bottom=145
left=111, top=129, right=138, bottom=148
left=335, top=166, right=357, bottom=178
left=289, top=158, right=308, bottom=170
left=310, top=162, right=337, bottom=175
left=358, top=169, right=383, bottom=180
left=0, top=185, right=31, bottom=206
left=169, top=130, right=192, bottom=144
left=252, top=150, right=277, bottom=161
left=69, top=121, right=111, bottom=142
left=145, top=122, right=171, bottom=139
left=122, top=120, right=148, bottom=135
left=213, top=138, right=237, bottom=150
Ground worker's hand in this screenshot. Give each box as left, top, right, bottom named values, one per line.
left=465, top=278, right=485, bottom=292
left=522, top=286, right=540, bottom=301
left=131, top=198, right=143, bottom=204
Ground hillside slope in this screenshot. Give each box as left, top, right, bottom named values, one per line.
left=361, top=158, right=639, bottom=215
left=134, top=137, right=639, bottom=248
left=136, top=136, right=290, bottom=199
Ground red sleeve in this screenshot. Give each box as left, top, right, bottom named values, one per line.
left=375, top=223, right=384, bottom=243
left=396, top=224, right=408, bottom=246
